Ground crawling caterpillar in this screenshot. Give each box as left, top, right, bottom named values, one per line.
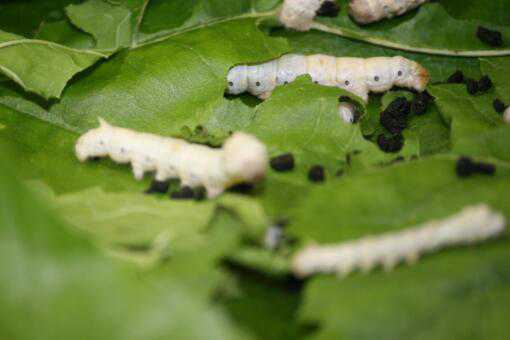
left=293, top=204, right=505, bottom=278
left=227, top=54, right=429, bottom=101
left=227, top=54, right=429, bottom=122
left=279, top=0, right=429, bottom=30
left=75, top=119, right=268, bottom=198
left=349, top=0, right=429, bottom=25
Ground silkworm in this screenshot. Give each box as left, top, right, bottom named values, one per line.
left=279, top=0, right=334, bottom=31
left=227, top=54, right=429, bottom=101
left=227, top=54, right=429, bottom=122
left=292, top=204, right=506, bottom=278
left=75, top=119, right=268, bottom=198
left=279, top=0, right=429, bottom=29
left=349, top=0, right=429, bottom=25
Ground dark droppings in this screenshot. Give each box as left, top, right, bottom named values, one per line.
left=270, top=153, right=295, bottom=172
left=476, top=162, right=496, bottom=176
left=478, top=75, right=493, bottom=93
left=386, top=97, right=411, bottom=117
left=411, top=91, right=433, bottom=116
left=380, top=109, right=407, bottom=134
left=377, top=134, right=404, bottom=153
left=228, top=182, right=255, bottom=195
left=145, top=179, right=170, bottom=194
left=493, top=99, right=507, bottom=114
left=466, top=78, right=479, bottom=95
left=193, top=186, right=207, bottom=201
left=456, top=157, right=476, bottom=177
left=476, top=26, right=503, bottom=47
left=456, top=156, right=496, bottom=178
left=316, top=0, right=340, bottom=17
left=308, top=165, right=325, bottom=183
left=380, top=97, right=410, bottom=134
left=447, top=70, right=465, bottom=84
left=170, top=186, right=194, bottom=199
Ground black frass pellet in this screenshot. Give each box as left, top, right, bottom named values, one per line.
left=478, top=75, right=493, bottom=93
left=493, top=99, right=507, bottom=114
left=145, top=179, right=170, bottom=194
left=466, top=78, right=479, bottom=95
left=377, top=134, right=404, bottom=153
left=270, top=153, right=295, bottom=172
left=170, top=186, right=194, bottom=199
left=316, top=1, right=340, bottom=17
left=411, top=91, right=434, bottom=115
left=477, top=26, right=503, bottom=47
left=308, top=165, right=326, bottom=182
left=447, top=70, right=465, bottom=84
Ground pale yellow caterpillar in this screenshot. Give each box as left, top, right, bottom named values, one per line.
left=279, top=0, right=429, bottom=29
left=292, top=204, right=506, bottom=278
left=75, top=119, right=268, bottom=198
left=349, top=0, right=429, bottom=25
left=226, top=54, right=429, bottom=122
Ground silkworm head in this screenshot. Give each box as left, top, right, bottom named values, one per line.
left=226, top=65, right=249, bottom=95
left=75, top=118, right=112, bottom=162
left=392, top=57, right=430, bottom=92
left=223, top=132, right=268, bottom=183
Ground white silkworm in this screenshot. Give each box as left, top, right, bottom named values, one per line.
left=292, top=204, right=506, bottom=278
left=349, top=0, right=429, bottom=25
left=279, top=0, right=331, bottom=31
left=227, top=54, right=429, bottom=122
left=75, top=119, right=268, bottom=198
left=279, top=0, right=429, bottom=29
left=504, top=106, right=510, bottom=124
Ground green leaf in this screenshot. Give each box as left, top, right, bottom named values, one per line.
left=55, top=186, right=216, bottom=248
left=289, top=158, right=510, bottom=243
left=137, top=0, right=281, bottom=44
left=247, top=77, right=387, bottom=165
left=300, top=239, right=510, bottom=340
left=35, top=20, right=95, bottom=49
left=429, top=84, right=510, bottom=162
left=0, top=148, right=254, bottom=340
left=0, top=30, right=105, bottom=99
left=0, top=0, right=80, bottom=38
left=49, top=18, right=289, bottom=135
left=0, top=99, right=144, bottom=193
left=313, top=0, right=510, bottom=56
left=66, top=0, right=132, bottom=51
left=480, top=57, right=510, bottom=98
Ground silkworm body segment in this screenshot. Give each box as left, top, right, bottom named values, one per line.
left=279, top=0, right=327, bottom=31
left=349, top=0, right=429, bottom=25
left=75, top=119, right=268, bottom=198
left=293, top=204, right=506, bottom=278
left=227, top=54, right=430, bottom=103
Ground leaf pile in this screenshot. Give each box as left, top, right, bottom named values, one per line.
left=0, top=1, right=509, bottom=339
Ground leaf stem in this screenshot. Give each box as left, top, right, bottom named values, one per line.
left=310, top=22, right=510, bottom=57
